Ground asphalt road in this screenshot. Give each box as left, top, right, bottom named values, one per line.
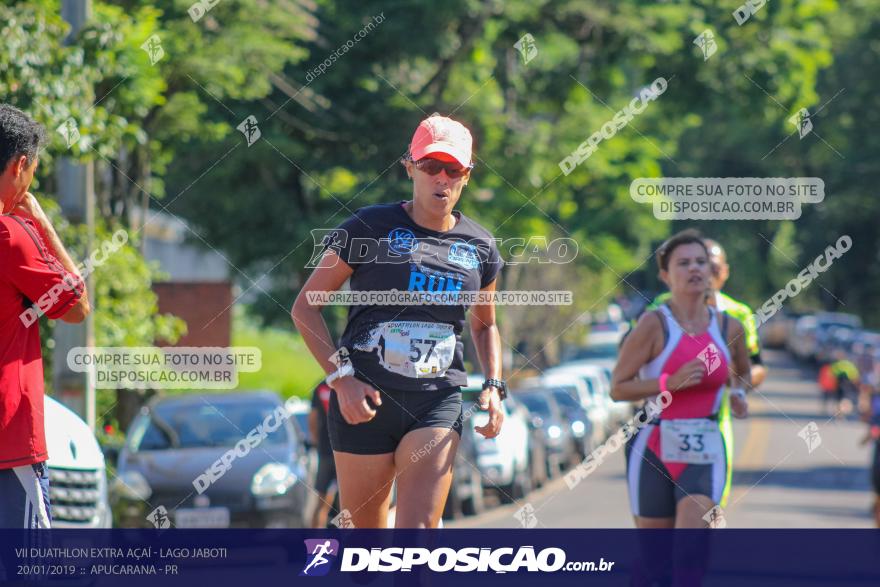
left=449, top=350, right=875, bottom=529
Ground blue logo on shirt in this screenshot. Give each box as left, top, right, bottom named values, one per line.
left=408, top=269, right=464, bottom=293
left=448, top=242, right=480, bottom=270
left=388, top=228, right=418, bottom=255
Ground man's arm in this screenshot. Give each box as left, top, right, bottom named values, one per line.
left=741, top=305, right=767, bottom=387
left=11, top=193, right=90, bottom=323
left=750, top=356, right=768, bottom=387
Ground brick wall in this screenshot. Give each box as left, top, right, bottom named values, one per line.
left=152, top=282, right=233, bottom=347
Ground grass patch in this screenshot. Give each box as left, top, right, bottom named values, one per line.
left=233, top=315, right=324, bottom=399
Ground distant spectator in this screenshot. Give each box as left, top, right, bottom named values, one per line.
left=308, top=380, right=337, bottom=528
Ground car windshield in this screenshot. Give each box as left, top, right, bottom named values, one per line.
left=550, top=387, right=581, bottom=410
left=818, top=322, right=856, bottom=335
left=129, top=400, right=290, bottom=451
left=516, top=392, right=552, bottom=416
left=571, top=343, right=618, bottom=360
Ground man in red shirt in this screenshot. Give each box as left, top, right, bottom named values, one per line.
left=0, top=104, right=91, bottom=528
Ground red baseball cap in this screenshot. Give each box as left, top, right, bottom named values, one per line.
left=408, top=115, right=473, bottom=168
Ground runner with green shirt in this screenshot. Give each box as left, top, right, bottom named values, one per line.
left=641, top=238, right=766, bottom=507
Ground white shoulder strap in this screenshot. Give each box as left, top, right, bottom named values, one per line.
left=658, top=304, right=684, bottom=340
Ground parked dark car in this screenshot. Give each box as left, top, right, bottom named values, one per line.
left=111, top=391, right=309, bottom=528
left=514, top=388, right=577, bottom=478
left=548, top=386, right=595, bottom=460
left=815, top=324, right=858, bottom=364
left=791, top=312, right=862, bottom=362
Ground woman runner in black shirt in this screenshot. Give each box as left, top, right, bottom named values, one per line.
left=292, top=114, right=505, bottom=528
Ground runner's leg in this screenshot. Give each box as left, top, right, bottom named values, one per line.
left=627, top=427, right=676, bottom=528
left=333, top=452, right=395, bottom=528
left=635, top=516, right=675, bottom=528
left=394, top=427, right=459, bottom=528
left=675, top=494, right=716, bottom=528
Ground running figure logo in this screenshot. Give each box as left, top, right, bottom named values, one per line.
left=798, top=421, right=822, bottom=453
left=697, top=343, right=722, bottom=375
left=513, top=503, right=538, bottom=528
left=702, top=505, right=727, bottom=529
left=693, top=29, right=717, bottom=61
left=140, top=34, right=165, bottom=65
left=789, top=108, right=813, bottom=139
left=513, top=34, right=538, bottom=65
left=237, top=115, right=262, bottom=147
left=330, top=347, right=351, bottom=368
left=56, top=118, right=81, bottom=149
left=300, top=539, right=339, bottom=577
left=330, top=509, right=355, bottom=529
left=146, top=506, right=171, bottom=529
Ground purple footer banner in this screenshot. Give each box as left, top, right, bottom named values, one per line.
left=0, top=529, right=877, bottom=586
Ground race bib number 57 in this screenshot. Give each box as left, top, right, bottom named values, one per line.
left=357, top=321, right=456, bottom=379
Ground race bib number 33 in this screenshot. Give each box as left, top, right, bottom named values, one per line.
left=660, top=419, right=722, bottom=464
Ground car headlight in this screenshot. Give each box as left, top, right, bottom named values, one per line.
left=547, top=425, right=562, bottom=439
left=571, top=420, right=586, bottom=436
left=111, top=471, right=152, bottom=502
left=251, top=463, right=297, bottom=497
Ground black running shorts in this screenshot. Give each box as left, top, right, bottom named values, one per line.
left=328, top=384, right=463, bottom=455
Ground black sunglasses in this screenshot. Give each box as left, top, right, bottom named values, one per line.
left=411, top=157, right=474, bottom=179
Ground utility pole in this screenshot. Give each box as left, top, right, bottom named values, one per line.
left=56, top=0, right=96, bottom=429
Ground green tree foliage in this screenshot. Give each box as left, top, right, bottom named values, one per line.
left=2, top=3, right=184, bottom=428
left=163, top=0, right=857, bottom=357
left=7, top=0, right=877, bottom=383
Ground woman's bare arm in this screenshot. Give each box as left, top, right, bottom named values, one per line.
left=291, top=249, right=353, bottom=375
left=469, top=279, right=503, bottom=438
left=611, top=312, right=664, bottom=401
left=291, top=250, right=381, bottom=425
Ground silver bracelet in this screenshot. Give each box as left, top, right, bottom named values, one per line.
left=326, top=363, right=354, bottom=385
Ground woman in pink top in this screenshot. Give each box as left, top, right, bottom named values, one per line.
left=612, top=229, right=751, bottom=529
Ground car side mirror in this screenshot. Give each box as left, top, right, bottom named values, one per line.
left=102, top=445, right=120, bottom=468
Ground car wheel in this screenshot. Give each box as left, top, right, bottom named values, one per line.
left=498, top=476, right=516, bottom=504
left=547, top=454, right=560, bottom=479
left=531, top=442, right=547, bottom=489
left=516, top=461, right=533, bottom=499
left=537, top=456, right=548, bottom=487
left=461, top=468, right=485, bottom=516
left=582, top=435, right=594, bottom=459
left=442, top=476, right=462, bottom=520
left=503, top=459, right=532, bottom=502
left=568, top=439, right=582, bottom=468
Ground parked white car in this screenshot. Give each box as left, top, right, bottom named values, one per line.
left=465, top=376, right=532, bottom=503
left=522, top=372, right=608, bottom=445
left=45, top=396, right=112, bottom=528
left=548, top=361, right=631, bottom=427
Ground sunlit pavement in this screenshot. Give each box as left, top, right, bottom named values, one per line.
left=449, top=350, right=874, bottom=529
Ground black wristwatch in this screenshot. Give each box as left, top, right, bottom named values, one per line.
left=482, top=378, right=507, bottom=400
